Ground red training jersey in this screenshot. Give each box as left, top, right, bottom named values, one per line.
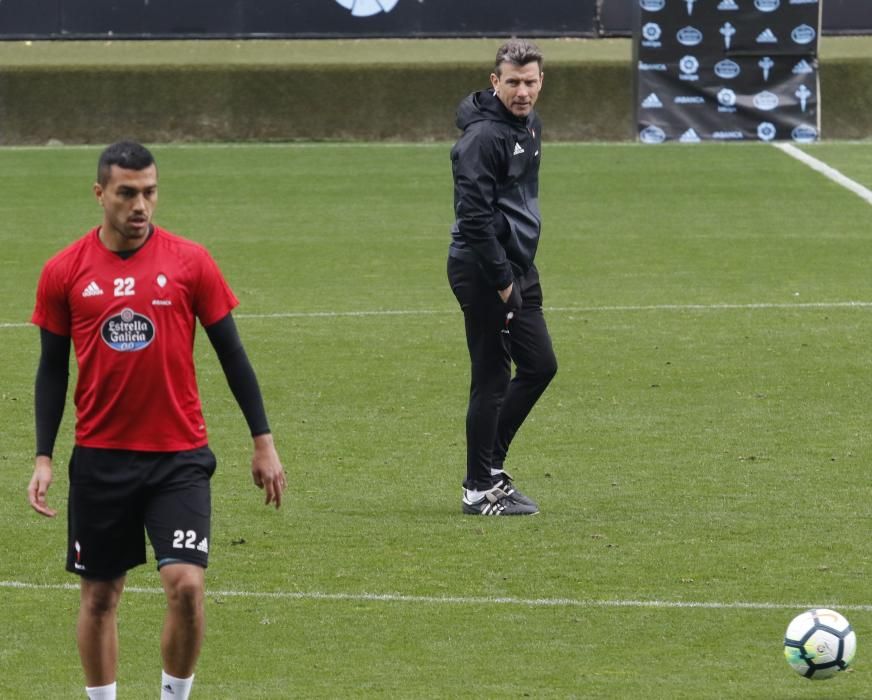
left=32, top=225, right=239, bottom=451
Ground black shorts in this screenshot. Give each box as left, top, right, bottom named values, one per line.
left=66, top=445, right=217, bottom=580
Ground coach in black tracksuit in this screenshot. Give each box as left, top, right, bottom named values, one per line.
left=448, top=39, right=557, bottom=516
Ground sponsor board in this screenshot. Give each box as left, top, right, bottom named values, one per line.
left=635, top=0, right=819, bottom=142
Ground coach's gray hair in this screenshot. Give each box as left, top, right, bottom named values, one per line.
left=494, top=39, right=544, bottom=75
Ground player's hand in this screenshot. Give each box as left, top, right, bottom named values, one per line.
left=498, top=283, right=513, bottom=304
left=28, top=456, right=57, bottom=517
left=250, top=433, right=287, bottom=510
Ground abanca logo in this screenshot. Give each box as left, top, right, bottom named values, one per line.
left=334, top=0, right=399, bottom=17
left=101, top=308, right=156, bottom=352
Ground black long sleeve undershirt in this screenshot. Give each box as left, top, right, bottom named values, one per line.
left=204, top=313, right=271, bottom=438
left=34, top=313, right=269, bottom=458
left=34, top=328, right=71, bottom=458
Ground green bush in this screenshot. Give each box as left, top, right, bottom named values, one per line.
left=0, top=58, right=866, bottom=144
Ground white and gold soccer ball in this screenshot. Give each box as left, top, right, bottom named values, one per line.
left=784, top=608, right=856, bottom=680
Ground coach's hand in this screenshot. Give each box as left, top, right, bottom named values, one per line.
left=28, top=456, right=57, bottom=518
left=251, top=433, right=287, bottom=509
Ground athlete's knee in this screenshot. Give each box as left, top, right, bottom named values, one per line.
left=163, top=566, right=205, bottom=616
left=80, top=578, right=123, bottom=618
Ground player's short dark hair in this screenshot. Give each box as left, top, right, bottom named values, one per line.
left=97, top=141, right=156, bottom=186
left=494, top=39, right=544, bottom=75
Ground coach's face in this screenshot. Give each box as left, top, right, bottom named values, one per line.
left=94, top=164, right=158, bottom=250
left=491, top=61, right=543, bottom=118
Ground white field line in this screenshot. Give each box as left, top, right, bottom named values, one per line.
left=5, top=141, right=871, bottom=153
left=775, top=143, right=872, bottom=207
left=2, top=579, right=871, bottom=612
left=230, top=301, right=872, bottom=320
left=3, top=300, right=872, bottom=329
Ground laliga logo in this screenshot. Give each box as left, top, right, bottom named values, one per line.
left=334, top=0, right=399, bottom=17
left=757, top=122, right=777, bottom=142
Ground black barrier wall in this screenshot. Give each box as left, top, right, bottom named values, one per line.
left=0, top=0, right=599, bottom=38
left=0, top=0, right=866, bottom=38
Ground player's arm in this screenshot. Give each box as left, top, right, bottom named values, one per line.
left=204, top=313, right=286, bottom=509
left=452, top=129, right=514, bottom=295
left=28, top=328, right=71, bottom=517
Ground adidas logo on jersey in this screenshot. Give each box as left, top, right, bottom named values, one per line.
left=82, top=281, right=104, bottom=297
left=197, top=537, right=209, bottom=553
left=513, top=142, right=525, bottom=156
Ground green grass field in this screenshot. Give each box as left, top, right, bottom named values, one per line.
left=2, top=141, right=872, bottom=698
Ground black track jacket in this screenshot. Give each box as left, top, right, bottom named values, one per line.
left=449, top=88, right=542, bottom=291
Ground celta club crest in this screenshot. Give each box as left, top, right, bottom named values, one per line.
left=685, top=0, right=696, bottom=14
left=720, top=22, right=736, bottom=50
left=334, top=0, right=399, bottom=17
left=758, top=56, right=774, bottom=81
left=795, top=84, right=812, bottom=112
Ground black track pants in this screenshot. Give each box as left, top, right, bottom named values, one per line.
left=448, top=256, right=558, bottom=490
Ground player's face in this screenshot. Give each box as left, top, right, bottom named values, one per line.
left=490, top=61, right=543, bottom=118
left=94, top=164, right=158, bottom=250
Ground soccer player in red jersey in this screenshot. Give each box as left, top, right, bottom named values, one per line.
left=27, top=141, right=287, bottom=700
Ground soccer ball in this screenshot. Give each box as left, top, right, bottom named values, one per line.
left=783, top=608, right=856, bottom=680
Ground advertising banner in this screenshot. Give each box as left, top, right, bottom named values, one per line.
left=0, top=0, right=598, bottom=38
left=635, top=0, right=822, bottom=143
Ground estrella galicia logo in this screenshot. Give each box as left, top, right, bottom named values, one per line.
left=640, top=0, right=665, bottom=10
left=640, top=125, right=667, bottom=144
left=714, top=59, right=741, bottom=79
left=753, top=91, right=779, bottom=111
left=334, top=0, right=398, bottom=17
left=677, top=26, right=703, bottom=46
left=754, top=0, right=780, bottom=11
left=791, top=124, right=818, bottom=143
left=791, top=24, right=816, bottom=44
left=101, top=308, right=155, bottom=352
